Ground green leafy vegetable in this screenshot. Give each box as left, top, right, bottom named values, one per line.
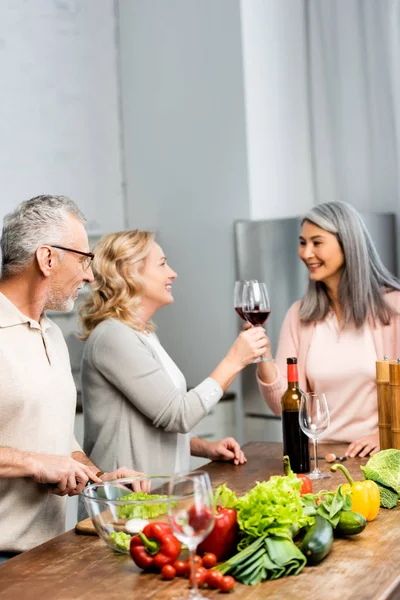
left=360, top=449, right=400, bottom=507
left=302, top=486, right=352, bottom=528
left=215, top=534, right=306, bottom=584
left=213, top=484, right=238, bottom=509
left=109, top=531, right=131, bottom=552
left=235, top=475, right=312, bottom=539
left=117, top=492, right=169, bottom=520
left=375, top=483, right=399, bottom=509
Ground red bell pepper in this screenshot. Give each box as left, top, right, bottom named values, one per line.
left=129, top=522, right=181, bottom=571
left=283, top=455, right=312, bottom=495
left=197, top=506, right=238, bottom=561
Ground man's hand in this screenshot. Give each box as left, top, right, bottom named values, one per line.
left=345, top=432, right=380, bottom=458
left=191, top=436, right=246, bottom=466
left=28, top=453, right=102, bottom=497
left=101, top=467, right=149, bottom=492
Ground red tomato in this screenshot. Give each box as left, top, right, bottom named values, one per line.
left=205, top=569, right=224, bottom=589
left=161, top=564, right=176, bottom=580
left=202, top=553, right=217, bottom=569
left=189, top=566, right=207, bottom=588
left=219, top=575, right=235, bottom=593
left=185, top=555, right=202, bottom=576
left=172, top=560, right=187, bottom=577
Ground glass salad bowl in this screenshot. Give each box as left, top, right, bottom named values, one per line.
left=81, top=475, right=173, bottom=554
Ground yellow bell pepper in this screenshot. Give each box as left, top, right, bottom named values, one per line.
left=330, top=464, right=380, bottom=521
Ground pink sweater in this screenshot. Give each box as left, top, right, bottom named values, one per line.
left=258, top=291, right=400, bottom=432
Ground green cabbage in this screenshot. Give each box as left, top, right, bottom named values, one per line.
left=361, top=449, right=400, bottom=508
left=375, top=483, right=399, bottom=509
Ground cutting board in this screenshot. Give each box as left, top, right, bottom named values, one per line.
left=75, top=517, right=98, bottom=536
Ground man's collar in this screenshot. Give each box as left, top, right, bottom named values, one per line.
left=0, top=292, right=51, bottom=331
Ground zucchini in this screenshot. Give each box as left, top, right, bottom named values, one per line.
left=335, top=511, right=366, bottom=536
left=299, top=515, right=334, bottom=565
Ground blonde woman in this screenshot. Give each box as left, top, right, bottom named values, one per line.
left=79, top=230, right=267, bottom=475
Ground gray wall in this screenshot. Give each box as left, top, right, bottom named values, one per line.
left=118, top=0, right=250, bottom=422
left=0, top=0, right=124, bottom=233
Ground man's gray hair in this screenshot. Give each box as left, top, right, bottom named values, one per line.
left=299, top=201, right=400, bottom=327
left=1, top=195, right=86, bottom=276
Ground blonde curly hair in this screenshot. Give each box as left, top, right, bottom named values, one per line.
left=79, top=229, right=155, bottom=339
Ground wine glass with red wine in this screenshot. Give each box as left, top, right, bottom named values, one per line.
left=234, top=280, right=250, bottom=321
left=241, top=280, right=271, bottom=363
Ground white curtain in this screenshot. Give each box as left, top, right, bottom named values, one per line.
left=306, top=0, right=400, bottom=213
left=240, top=0, right=400, bottom=219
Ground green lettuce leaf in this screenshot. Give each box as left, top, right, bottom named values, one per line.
left=235, top=476, right=312, bottom=539
left=117, top=492, right=169, bottom=519
left=109, top=531, right=131, bottom=552
left=361, top=449, right=400, bottom=495
left=213, top=484, right=238, bottom=509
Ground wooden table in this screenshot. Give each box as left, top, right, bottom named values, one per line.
left=0, top=442, right=399, bottom=600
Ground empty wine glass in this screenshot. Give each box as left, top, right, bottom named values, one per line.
left=299, top=392, right=330, bottom=480
left=241, top=280, right=272, bottom=363
left=167, top=472, right=214, bottom=599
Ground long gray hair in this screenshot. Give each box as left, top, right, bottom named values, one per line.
left=1, top=195, right=85, bottom=276
left=299, top=202, right=400, bottom=328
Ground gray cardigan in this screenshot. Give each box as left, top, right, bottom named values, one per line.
left=81, top=318, right=223, bottom=475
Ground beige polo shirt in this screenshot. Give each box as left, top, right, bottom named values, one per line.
left=0, top=292, right=79, bottom=552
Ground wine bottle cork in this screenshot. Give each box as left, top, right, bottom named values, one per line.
left=389, top=360, right=400, bottom=450
left=376, top=359, right=393, bottom=450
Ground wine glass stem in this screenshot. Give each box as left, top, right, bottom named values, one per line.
left=313, top=438, right=319, bottom=472
left=188, top=546, right=198, bottom=595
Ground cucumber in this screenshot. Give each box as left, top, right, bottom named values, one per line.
left=335, top=511, right=366, bottom=536
left=299, top=515, right=334, bottom=565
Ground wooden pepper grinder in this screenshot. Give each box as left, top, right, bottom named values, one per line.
left=376, top=357, right=393, bottom=450
left=389, top=359, right=400, bottom=450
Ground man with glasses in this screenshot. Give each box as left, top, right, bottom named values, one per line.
left=0, top=195, right=140, bottom=560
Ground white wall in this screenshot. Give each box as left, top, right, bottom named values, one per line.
left=118, top=0, right=250, bottom=425
left=0, top=0, right=124, bottom=233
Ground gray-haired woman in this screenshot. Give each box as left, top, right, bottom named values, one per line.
left=256, top=202, right=400, bottom=458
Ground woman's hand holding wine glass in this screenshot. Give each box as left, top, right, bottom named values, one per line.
left=167, top=472, right=215, bottom=599
left=234, top=280, right=273, bottom=364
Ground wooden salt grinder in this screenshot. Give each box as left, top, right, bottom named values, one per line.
left=389, top=359, right=400, bottom=450
left=376, top=358, right=393, bottom=450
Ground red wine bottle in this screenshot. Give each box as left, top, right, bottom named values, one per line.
left=281, top=357, right=310, bottom=473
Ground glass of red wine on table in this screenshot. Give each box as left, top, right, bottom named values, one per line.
left=234, top=280, right=272, bottom=363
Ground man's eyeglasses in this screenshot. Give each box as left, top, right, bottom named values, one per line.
left=50, top=245, right=95, bottom=270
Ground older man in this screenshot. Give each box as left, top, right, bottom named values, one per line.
left=0, top=195, right=139, bottom=559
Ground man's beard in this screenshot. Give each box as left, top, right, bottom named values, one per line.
left=45, top=286, right=76, bottom=312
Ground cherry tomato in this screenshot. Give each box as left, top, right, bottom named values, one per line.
left=172, top=560, right=187, bottom=577
left=185, top=555, right=202, bottom=576
left=161, top=564, right=176, bottom=580
left=202, top=552, right=217, bottom=569
left=205, top=569, right=224, bottom=589
left=189, top=566, right=207, bottom=588
left=219, top=575, right=235, bottom=593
